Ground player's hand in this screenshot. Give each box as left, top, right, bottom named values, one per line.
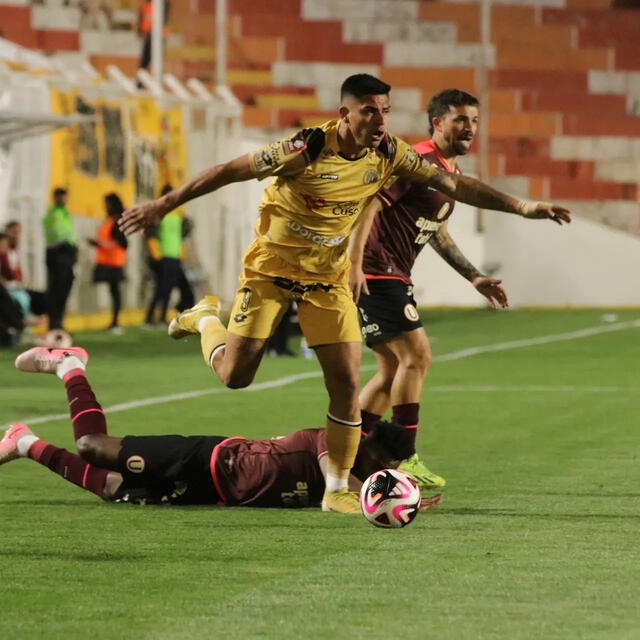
left=519, top=201, right=571, bottom=225
left=119, top=199, right=170, bottom=235
left=472, top=276, right=508, bottom=309
left=419, top=493, right=444, bottom=511
left=349, top=263, right=369, bottom=303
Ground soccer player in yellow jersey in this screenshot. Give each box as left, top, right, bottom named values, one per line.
left=120, top=74, right=570, bottom=514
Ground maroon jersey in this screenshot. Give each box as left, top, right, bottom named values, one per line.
left=210, top=429, right=327, bottom=508
left=362, top=140, right=460, bottom=283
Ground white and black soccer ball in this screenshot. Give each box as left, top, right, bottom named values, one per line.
left=43, top=329, right=73, bottom=349
left=360, top=469, right=421, bottom=529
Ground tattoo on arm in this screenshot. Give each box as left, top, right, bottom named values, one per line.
left=429, top=169, right=522, bottom=214
left=429, top=224, right=482, bottom=282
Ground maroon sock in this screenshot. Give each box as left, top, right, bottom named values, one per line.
left=361, top=410, right=382, bottom=435
left=63, top=371, right=107, bottom=441
left=392, top=403, right=419, bottom=452
left=28, top=440, right=109, bottom=498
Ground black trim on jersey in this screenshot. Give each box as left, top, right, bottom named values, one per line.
left=377, top=133, right=395, bottom=159
left=299, top=128, right=325, bottom=164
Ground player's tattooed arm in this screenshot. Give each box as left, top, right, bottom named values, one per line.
left=119, top=154, right=253, bottom=234
left=430, top=223, right=509, bottom=308
left=427, top=167, right=571, bottom=225
left=347, top=197, right=381, bottom=302
left=429, top=222, right=482, bottom=282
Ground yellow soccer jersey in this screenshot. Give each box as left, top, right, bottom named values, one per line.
left=246, top=119, right=438, bottom=281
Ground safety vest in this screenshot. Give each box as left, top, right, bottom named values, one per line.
left=96, top=219, right=126, bottom=267
left=139, top=1, right=169, bottom=36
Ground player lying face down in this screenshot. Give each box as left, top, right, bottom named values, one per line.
left=2, top=347, right=442, bottom=511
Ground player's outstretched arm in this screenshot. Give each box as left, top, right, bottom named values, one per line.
left=427, top=167, right=571, bottom=225
left=119, top=154, right=254, bottom=235
left=348, top=197, right=381, bottom=302
left=429, top=223, right=508, bottom=308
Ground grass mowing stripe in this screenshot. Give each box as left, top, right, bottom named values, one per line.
left=6, top=317, right=639, bottom=429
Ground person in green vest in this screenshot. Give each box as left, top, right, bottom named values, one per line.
left=145, top=184, right=194, bottom=325
left=43, top=187, right=78, bottom=330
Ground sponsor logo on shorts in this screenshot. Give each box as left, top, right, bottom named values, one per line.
left=363, top=169, right=379, bottom=185
left=287, top=220, right=345, bottom=247
left=126, top=455, right=145, bottom=474
left=404, top=304, right=419, bottom=322
left=361, top=322, right=381, bottom=337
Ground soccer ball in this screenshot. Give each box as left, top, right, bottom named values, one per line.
left=359, top=469, right=421, bottom=529
left=43, top=329, right=73, bottom=349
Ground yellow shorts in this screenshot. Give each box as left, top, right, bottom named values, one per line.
left=227, top=269, right=362, bottom=347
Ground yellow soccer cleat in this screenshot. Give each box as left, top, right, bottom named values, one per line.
left=398, top=454, right=446, bottom=491
left=168, top=295, right=221, bottom=340
left=321, top=488, right=361, bottom=514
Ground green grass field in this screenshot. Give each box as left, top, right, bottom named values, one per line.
left=1, top=309, right=639, bottom=639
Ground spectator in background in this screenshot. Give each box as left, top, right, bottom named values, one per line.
left=145, top=184, right=194, bottom=325
left=137, top=0, right=170, bottom=72
left=0, top=221, right=47, bottom=321
left=43, top=188, right=78, bottom=330
left=88, top=193, right=128, bottom=334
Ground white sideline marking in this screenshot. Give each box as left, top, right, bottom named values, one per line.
left=7, top=318, right=640, bottom=428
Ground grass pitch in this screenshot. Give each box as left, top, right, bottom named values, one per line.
left=1, top=309, right=639, bottom=639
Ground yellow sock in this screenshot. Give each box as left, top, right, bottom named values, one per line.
left=325, top=413, right=362, bottom=491
left=199, top=317, right=227, bottom=367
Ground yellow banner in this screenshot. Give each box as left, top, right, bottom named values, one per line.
left=49, top=88, right=187, bottom=218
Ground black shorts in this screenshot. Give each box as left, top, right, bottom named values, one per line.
left=357, top=278, right=422, bottom=348
left=114, top=435, right=226, bottom=505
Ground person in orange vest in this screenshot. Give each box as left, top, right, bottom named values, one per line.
left=137, top=0, right=170, bottom=72
left=88, top=194, right=128, bottom=334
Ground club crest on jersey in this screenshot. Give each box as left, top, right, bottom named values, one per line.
left=286, top=138, right=306, bottom=154
left=126, top=456, right=145, bottom=473
left=363, top=169, right=380, bottom=185
left=404, top=304, right=419, bottom=322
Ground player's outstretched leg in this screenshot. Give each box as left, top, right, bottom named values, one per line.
left=0, top=423, right=111, bottom=497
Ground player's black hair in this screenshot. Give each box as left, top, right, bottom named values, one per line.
left=427, top=88, right=479, bottom=135
left=4, top=220, right=19, bottom=231
left=104, top=192, right=124, bottom=217
left=366, top=420, right=414, bottom=462
left=52, top=187, right=68, bottom=199
left=341, top=74, right=391, bottom=101
left=0, top=232, right=7, bottom=242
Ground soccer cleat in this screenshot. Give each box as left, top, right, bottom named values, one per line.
left=0, top=423, right=34, bottom=465
left=398, top=454, right=446, bottom=491
left=14, top=346, right=88, bottom=375
left=168, top=295, right=221, bottom=340
left=321, top=488, right=361, bottom=514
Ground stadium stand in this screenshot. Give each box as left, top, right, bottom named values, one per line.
left=0, top=0, right=638, bottom=238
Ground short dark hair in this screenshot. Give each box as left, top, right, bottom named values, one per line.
left=0, top=232, right=8, bottom=242
left=427, top=88, right=479, bottom=135
left=53, top=187, right=67, bottom=199
left=104, top=193, right=124, bottom=216
left=341, top=74, right=391, bottom=101
left=365, top=420, right=414, bottom=462
left=5, top=220, right=19, bottom=231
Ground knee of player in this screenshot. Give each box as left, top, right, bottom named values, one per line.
left=402, top=350, right=432, bottom=375
left=223, top=372, right=255, bottom=389
left=76, top=434, right=104, bottom=462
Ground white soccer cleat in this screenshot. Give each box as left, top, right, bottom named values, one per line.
left=14, top=346, right=89, bottom=374
left=0, top=423, right=34, bottom=465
